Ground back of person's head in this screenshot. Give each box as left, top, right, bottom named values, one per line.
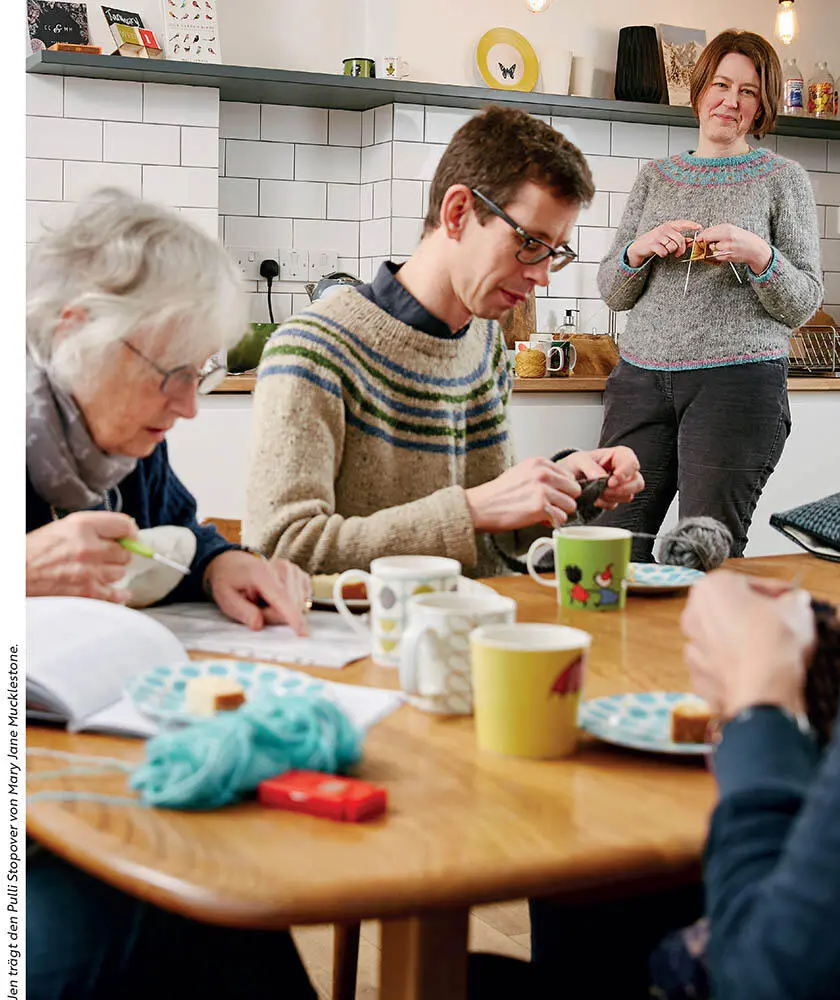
left=26, top=189, right=247, bottom=394
left=423, top=105, right=594, bottom=236
left=690, top=29, right=782, bottom=138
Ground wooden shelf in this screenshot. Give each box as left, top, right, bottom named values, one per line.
left=25, top=51, right=840, bottom=139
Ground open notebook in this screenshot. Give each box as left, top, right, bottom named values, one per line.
left=26, top=597, right=402, bottom=739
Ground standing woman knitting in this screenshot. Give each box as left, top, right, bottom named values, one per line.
left=595, top=29, right=822, bottom=559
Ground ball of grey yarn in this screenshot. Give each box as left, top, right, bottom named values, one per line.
left=659, top=516, right=733, bottom=571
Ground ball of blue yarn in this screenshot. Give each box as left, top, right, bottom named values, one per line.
left=130, top=692, right=362, bottom=810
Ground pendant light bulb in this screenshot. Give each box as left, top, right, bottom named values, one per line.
left=774, top=0, right=798, bottom=45
left=527, top=0, right=551, bottom=12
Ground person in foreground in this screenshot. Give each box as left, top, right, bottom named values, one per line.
left=679, top=570, right=840, bottom=1000
left=26, top=191, right=315, bottom=1000
left=26, top=190, right=309, bottom=633
left=245, top=106, right=644, bottom=575
left=596, top=29, right=822, bottom=559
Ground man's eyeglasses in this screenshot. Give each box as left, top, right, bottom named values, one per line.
left=122, top=340, right=227, bottom=399
left=471, top=188, right=577, bottom=273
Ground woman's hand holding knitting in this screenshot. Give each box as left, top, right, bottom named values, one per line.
left=696, top=223, right=772, bottom=276
left=626, top=220, right=702, bottom=268
left=465, top=457, right=581, bottom=532
left=681, top=570, right=816, bottom=721
left=25, top=511, right=137, bottom=604
left=204, top=550, right=311, bottom=635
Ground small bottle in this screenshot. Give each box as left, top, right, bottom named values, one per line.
left=783, top=58, right=805, bottom=115
left=560, top=308, right=578, bottom=336
left=808, top=61, right=835, bottom=118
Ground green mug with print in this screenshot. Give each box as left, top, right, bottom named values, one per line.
left=526, top=527, right=632, bottom=610
left=342, top=57, right=375, bottom=78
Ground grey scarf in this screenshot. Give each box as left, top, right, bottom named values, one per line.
left=26, top=350, right=137, bottom=511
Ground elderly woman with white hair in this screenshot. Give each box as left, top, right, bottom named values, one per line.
left=26, top=191, right=316, bottom=1000
left=26, top=189, right=309, bottom=631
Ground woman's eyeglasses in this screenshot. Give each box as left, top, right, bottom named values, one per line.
left=471, top=188, right=577, bottom=273
left=122, top=340, right=227, bottom=399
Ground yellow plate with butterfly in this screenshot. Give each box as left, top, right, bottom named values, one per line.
left=475, top=27, right=539, bottom=92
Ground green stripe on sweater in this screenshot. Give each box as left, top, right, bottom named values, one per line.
left=266, top=344, right=508, bottom=440
left=263, top=318, right=503, bottom=405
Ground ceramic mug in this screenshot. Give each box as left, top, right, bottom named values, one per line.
left=546, top=341, right=577, bottom=376
left=343, top=57, right=375, bottom=78
left=527, top=527, right=632, bottom=611
left=470, top=622, right=591, bottom=758
left=334, top=556, right=461, bottom=666
left=380, top=56, right=409, bottom=79
left=399, top=592, right=517, bottom=715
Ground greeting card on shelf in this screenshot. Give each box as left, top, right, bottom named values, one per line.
left=27, top=1, right=90, bottom=54
left=163, top=0, right=220, bottom=63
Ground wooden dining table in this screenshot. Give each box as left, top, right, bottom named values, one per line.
left=27, top=553, right=840, bottom=1000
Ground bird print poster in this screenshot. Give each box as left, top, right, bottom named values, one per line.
left=163, top=0, right=220, bottom=63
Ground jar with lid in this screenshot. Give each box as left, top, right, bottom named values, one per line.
left=783, top=58, right=805, bottom=115
left=807, top=62, right=835, bottom=118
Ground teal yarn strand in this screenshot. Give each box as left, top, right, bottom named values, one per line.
left=131, top=692, right=363, bottom=810
left=27, top=693, right=363, bottom=813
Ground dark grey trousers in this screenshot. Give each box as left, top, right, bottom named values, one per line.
left=595, top=358, right=791, bottom=560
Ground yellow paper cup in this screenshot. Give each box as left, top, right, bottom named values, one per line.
left=470, top=623, right=591, bottom=758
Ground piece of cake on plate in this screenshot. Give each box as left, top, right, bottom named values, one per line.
left=670, top=698, right=712, bottom=744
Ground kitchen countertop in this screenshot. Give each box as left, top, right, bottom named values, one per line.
left=213, top=374, right=840, bottom=394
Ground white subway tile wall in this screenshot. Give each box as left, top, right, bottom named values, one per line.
left=181, top=127, right=219, bottom=168
left=64, top=77, right=143, bottom=122
left=26, top=78, right=840, bottom=325
left=26, top=77, right=221, bottom=253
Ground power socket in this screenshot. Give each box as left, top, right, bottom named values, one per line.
left=308, top=250, right=339, bottom=281
left=229, top=246, right=280, bottom=282
left=278, top=249, right=308, bottom=282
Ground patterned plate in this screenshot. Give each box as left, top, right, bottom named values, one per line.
left=626, top=562, right=705, bottom=593
left=579, top=691, right=712, bottom=756
left=126, top=659, right=328, bottom=725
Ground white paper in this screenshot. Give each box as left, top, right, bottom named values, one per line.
left=144, top=603, right=371, bottom=669
left=26, top=597, right=188, bottom=723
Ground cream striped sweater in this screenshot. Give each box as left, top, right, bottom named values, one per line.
left=243, top=288, right=517, bottom=577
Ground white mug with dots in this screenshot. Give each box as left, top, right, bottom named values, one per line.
left=333, top=556, right=461, bottom=667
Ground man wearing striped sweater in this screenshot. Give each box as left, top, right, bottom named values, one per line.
left=244, top=106, right=644, bottom=577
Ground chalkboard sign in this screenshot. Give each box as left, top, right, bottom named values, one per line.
left=27, top=1, right=90, bottom=53
left=101, top=6, right=145, bottom=29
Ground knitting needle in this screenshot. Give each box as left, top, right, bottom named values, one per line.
left=603, top=252, right=658, bottom=310
left=118, top=537, right=190, bottom=575
left=677, top=250, right=743, bottom=284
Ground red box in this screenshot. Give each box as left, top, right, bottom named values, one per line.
left=257, top=770, right=387, bottom=823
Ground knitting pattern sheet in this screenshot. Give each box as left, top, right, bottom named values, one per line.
left=144, top=604, right=372, bottom=668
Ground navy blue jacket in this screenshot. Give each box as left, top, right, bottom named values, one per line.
left=706, top=706, right=840, bottom=999
left=26, top=441, right=237, bottom=604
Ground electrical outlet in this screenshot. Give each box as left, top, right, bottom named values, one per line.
left=228, top=246, right=279, bottom=282
left=278, top=249, right=308, bottom=282
left=307, top=250, right=339, bottom=281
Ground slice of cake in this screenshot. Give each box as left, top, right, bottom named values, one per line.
left=670, top=699, right=712, bottom=744
left=185, top=675, right=246, bottom=716
left=311, top=574, right=368, bottom=602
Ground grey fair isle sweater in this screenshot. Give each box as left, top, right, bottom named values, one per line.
left=598, top=148, right=823, bottom=370
left=243, top=288, right=521, bottom=578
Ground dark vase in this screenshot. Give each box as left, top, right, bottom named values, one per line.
left=614, top=25, right=665, bottom=104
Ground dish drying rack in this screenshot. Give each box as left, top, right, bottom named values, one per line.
left=788, top=325, right=840, bottom=377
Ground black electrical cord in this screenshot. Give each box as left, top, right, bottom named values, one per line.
left=259, top=258, right=280, bottom=324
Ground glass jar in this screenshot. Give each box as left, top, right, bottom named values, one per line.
left=807, top=61, right=835, bottom=118
left=783, top=58, right=805, bottom=115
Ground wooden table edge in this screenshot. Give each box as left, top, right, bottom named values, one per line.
left=27, top=804, right=704, bottom=928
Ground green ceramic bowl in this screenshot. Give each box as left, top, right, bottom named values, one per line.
left=226, top=323, right=277, bottom=373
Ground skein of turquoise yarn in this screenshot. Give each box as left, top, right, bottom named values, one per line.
left=130, top=692, right=362, bottom=810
